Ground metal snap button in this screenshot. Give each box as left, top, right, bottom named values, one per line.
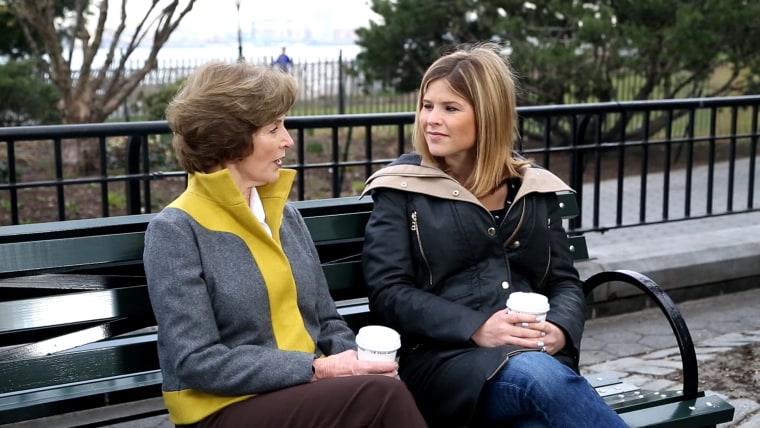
left=501, top=281, right=509, bottom=289
left=487, top=227, right=496, bottom=236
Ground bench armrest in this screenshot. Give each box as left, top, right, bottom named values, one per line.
left=582, top=270, right=698, bottom=399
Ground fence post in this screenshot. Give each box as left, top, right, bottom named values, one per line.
left=338, top=50, right=345, bottom=115
left=572, top=115, right=592, bottom=230
left=126, top=135, right=144, bottom=215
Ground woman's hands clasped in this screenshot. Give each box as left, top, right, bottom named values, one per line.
left=311, top=350, right=398, bottom=381
left=471, top=310, right=566, bottom=354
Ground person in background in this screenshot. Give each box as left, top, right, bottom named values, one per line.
left=144, top=60, right=426, bottom=428
left=273, top=46, right=293, bottom=72
left=361, top=43, right=629, bottom=428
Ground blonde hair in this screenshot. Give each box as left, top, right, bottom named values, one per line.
left=412, top=42, right=529, bottom=197
left=166, top=61, right=297, bottom=173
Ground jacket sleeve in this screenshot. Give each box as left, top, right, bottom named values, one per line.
left=144, top=212, right=315, bottom=395
left=362, top=189, right=491, bottom=345
left=286, top=206, right=356, bottom=355
left=541, top=193, right=586, bottom=360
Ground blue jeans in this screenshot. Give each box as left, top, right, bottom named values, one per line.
left=474, top=352, right=628, bottom=428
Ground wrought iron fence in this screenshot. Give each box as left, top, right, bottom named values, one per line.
left=101, top=57, right=678, bottom=119
left=1, top=96, right=758, bottom=232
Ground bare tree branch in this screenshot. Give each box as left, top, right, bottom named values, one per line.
left=10, top=0, right=197, bottom=124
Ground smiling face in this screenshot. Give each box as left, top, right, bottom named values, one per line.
left=420, top=79, right=477, bottom=169
left=225, top=115, right=293, bottom=191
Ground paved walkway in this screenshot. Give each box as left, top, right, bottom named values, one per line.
left=574, top=158, right=760, bottom=427
left=581, top=288, right=760, bottom=427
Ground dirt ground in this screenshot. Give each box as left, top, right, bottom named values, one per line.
left=667, top=342, right=760, bottom=401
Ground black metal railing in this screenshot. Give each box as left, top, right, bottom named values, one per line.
left=1, top=96, right=758, bottom=232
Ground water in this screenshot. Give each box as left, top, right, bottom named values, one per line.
left=70, top=42, right=360, bottom=69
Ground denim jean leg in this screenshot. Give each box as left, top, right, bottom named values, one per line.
left=477, top=352, right=628, bottom=428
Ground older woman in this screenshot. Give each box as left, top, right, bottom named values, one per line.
left=144, top=61, right=426, bottom=427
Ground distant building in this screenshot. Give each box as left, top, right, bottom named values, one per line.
left=250, top=17, right=357, bottom=45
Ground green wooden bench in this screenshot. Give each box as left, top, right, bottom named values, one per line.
left=0, top=194, right=734, bottom=427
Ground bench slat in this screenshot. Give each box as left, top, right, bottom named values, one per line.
left=0, top=214, right=154, bottom=244
left=0, top=286, right=149, bottom=334
left=0, top=273, right=144, bottom=291
left=619, top=395, right=734, bottom=428
left=0, top=317, right=154, bottom=361
left=0, top=371, right=162, bottom=412
left=0, top=233, right=145, bottom=277
left=0, top=340, right=158, bottom=394
left=303, top=212, right=370, bottom=243
left=291, top=196, right=374, bottom=217
left=323, top=261, right=363, bottom=292
left=0, top=372, right=163, bottom=426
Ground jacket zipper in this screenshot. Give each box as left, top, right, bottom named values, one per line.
left=486, top=348, right=534, bottom=380
left=502, top=201, right=527, bottom=248
left=537, top=245, right=552, bottom=291
left=410, top=211, right=433, bottom=288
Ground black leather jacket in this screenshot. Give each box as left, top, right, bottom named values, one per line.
left=361, top=153, right=585, bottom=428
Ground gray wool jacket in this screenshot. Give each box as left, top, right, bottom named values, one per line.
left=144, top=168, right=355, bottom=425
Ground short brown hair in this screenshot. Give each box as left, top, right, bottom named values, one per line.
left=166, top=61, right=297, bottom=173
left=412, top=42, right=529, bottom=197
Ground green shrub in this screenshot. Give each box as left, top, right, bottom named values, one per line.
left=136, top=78, right=186, bottom=121
left=0, top=59, right=59, bottom=126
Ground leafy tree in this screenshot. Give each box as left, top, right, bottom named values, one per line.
left=6, top=0, right=198, bottom=124
left=136, top=77, right=185, bottom=121
left=0, top=59, right=59, bottom=126
left=0, top=0, right=76, bottom=58
left=0, top=1, right=30, bottom=58
left=355, top=0, right=760, bottom=145
left=356, top=0, right=760, bottom=103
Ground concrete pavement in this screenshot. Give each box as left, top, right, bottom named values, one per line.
left=581, top=287, right=760, bottom=427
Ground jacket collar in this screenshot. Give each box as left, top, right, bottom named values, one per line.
left=362, top=156, right=573, bottom=204
left=185, top=168, right=296, bottom=226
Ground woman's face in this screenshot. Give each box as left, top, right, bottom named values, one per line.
left=419, top=78, right=477, bottom=164
left=228, top=115, right=293, bottom=188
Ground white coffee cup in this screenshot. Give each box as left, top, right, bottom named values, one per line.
left=506, top=292, right=550, bottom=322
left=355, top=325, right=401, bottom=362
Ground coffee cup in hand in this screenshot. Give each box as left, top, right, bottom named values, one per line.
left=356, top=325, right=401, bottom=362
left=506, top=292, right=550, bottom=322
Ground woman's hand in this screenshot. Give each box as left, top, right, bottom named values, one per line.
left=312, top=350, right=398, bottom=380
left=471, top=311, right=566, bottom=354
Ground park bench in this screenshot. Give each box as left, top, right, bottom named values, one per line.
left=0, top=193, right=734, bottom=427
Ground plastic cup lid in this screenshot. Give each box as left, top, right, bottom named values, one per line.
left=355, top=325, right=401, bottom=352
left=506, top=292, right=550, bottom=314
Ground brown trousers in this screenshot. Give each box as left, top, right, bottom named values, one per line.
left=180, top=375, right=427, bottom=428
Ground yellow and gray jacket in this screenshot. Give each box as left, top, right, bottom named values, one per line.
left=144, top=168, right=354, bottom=425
